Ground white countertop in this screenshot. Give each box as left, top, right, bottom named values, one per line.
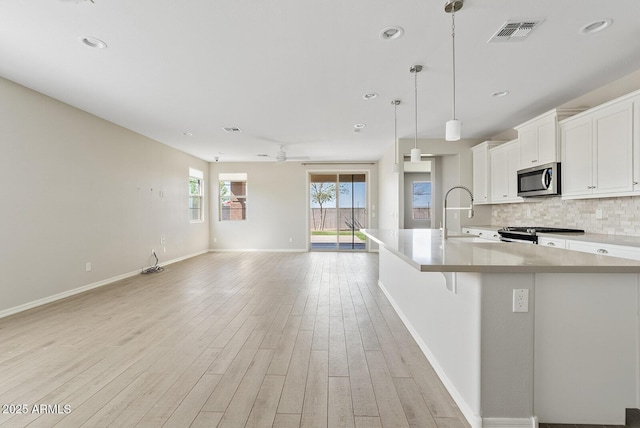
left=362, top=229, right=640, bottom=273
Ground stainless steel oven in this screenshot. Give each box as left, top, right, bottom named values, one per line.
left=517, top=162, right=560, bottom=197
left=498, top=227, right=584, bottom=244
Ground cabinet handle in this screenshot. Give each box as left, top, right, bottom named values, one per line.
left=634, top=181, right=638, bottom=185
left=465, top=230, right=470, bottom=234
left=493, top=234, right=498, bottom=238
left=503, top=194, right=508, bottom=197
left=478, top=232, right=484, bottom=236
left=547, top=242, right=556, bottom=246
left=532, top=160, right=537, bottom=163
left=597, top=248, right=608, bottom=254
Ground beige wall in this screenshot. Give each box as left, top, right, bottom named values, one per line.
left=209, top=162, right=378, bottom=250
left=0, top=77, right=209, bottom=316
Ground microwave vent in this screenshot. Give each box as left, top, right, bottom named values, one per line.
left=488, top=20, right=543, bottom=43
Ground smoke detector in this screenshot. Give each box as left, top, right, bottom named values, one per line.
left=488, top=20, right=544, bottom=43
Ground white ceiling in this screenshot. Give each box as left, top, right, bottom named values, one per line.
left=1, top=0, right=639, bottom=163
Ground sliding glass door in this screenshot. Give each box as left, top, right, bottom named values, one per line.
left=309, top=173, right=367, bottom=251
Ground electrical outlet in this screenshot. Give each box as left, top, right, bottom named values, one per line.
left=596, top=208, right=603, bottom=220
left=289, top=237, right=293, bottom=243
left=85, top=262, right=92, bottom=272
left=513, top=289, right=529, bottom=313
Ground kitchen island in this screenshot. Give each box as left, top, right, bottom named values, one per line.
left=362, top=229, right=640, bottom=428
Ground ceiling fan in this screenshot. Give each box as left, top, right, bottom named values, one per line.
left=260, top=145, right=309, bottom=162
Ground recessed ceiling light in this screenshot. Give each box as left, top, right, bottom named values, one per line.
left=579, top=19, right=612, bottom=35
left=380, top=26, right=404, bottom=41
left=492, top=90, right=510, bottom=97
left=183, top=132, right=193, bottom=136
left=354, top=123, right=366, bottom=129
left=80, top=36, right=107, bottom=49
left=363, top=92, right=378, bottom=100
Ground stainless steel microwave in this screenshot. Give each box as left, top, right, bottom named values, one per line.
left=517, top=162, right=560, bottom=197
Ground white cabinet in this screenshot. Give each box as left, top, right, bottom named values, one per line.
left=490, top=139, right=523, bottom=203
left=516, top=109, right=584, bottom=169
left=565, top=240, right=640, bottom=261
left=561, top=116, right=592, bottom=196
left=471, top=141, right=503, bottom=204
left=538, top=236, right=567, bottom=249
left=561, top=99, right=634, bottom=198
left=462, top=227, right=501, bottom=241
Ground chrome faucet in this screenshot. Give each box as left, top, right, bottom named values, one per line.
left=443, top=185, right=474, bottom=239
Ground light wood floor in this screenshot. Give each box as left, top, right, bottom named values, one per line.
left=0, top=251, right=470, bottom=428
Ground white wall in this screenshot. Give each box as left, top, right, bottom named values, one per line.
left=378, top=247, right=483, bottom=426
left=377, top=143, right=402, bottom=230
left=377, top=137, right=492, bottom=234
left=209, top=162, right=378, bottom=250
left=0, top=77, right=209, bottom=316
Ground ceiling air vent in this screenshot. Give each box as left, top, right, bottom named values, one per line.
left=488, top=20, right=543, bottom=43
left=223, top=127, right=242, bottom=133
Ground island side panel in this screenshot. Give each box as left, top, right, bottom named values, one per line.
left=480, top=273, right=535, bottom=421
left=378, top=246, right=482, bottom=425
left=534, top=273, right=640, bottom=425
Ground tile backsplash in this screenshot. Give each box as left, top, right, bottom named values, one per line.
left=492, top=196, right=640, bottom=236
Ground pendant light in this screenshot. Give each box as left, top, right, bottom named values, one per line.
left=445, top=0, right=463, bottom=141
left=392, top=99, right=401, bottom=172
left=410, top=65, right=423, bottom=162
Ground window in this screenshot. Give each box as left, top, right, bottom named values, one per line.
left=412, top=181, right=431, bottom=220
left=219, top=173, right=247, bottom=221
left=189, top=168, right=204, bottom=222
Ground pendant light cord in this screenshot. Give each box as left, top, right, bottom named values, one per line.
left=451, top=9, right=456, bottom=120
left=414, top=69, right=418, bottom=149
left=394, top=101, right=398, bottom=164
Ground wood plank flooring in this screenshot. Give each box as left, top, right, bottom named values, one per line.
left=0, top=251, right=469, bottom=428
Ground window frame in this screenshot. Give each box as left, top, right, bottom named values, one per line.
left=411, top=180, right=432, bottom=221
left=189, top=168, right=204, bottom=223
left=219, top=173, right=248, bottom=221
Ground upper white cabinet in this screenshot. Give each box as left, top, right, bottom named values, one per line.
left=471, top=141, right=504, bottom=204
left=490, top=139, right=523, bottom=203
left=561, top=96, right=636, bottom=199
left=516, top=109, right=584, bottom=169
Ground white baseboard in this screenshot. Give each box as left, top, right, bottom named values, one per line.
left=209, top=248, right=307, bottom=253
left=482, top=417, right=538, bottom=428
left=376, top=279, right=483, bottom=428
left=377, top=278, right=539, bottom=428
left=0, top=250, right=209, bottom=320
